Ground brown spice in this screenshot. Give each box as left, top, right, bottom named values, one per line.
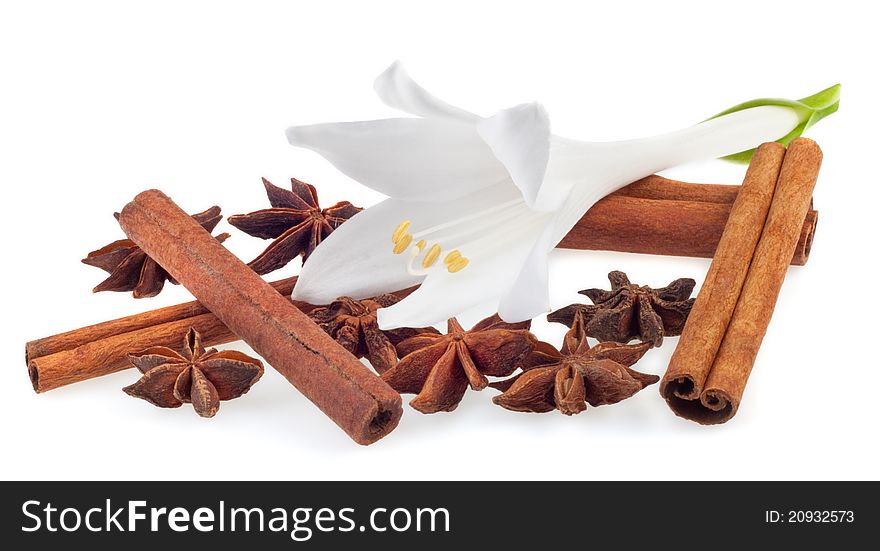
left=383, top=315, right=536, bottom=414
left=82, top=206, right=230, bottom=298
left=228, top=177, right=361, bottom=275
left=123, top=327, right=263, bottom=418
left=660, top=143, right=785, bottom=422
left=27, top=277, right=296, bottom=392
left=308, top=295, right=439, bottom=374
left=492, top=312, right=655, bottom=415
left=562, top=174, right=817, bottom=266
left=548, top=271, right=695, bottom=347
left=662, top=139, right=823, bottom=424
left=26, top=277, right=419, bottom=394
left=117, top=189, right=402, bottom=444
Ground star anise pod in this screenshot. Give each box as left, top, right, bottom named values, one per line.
left=548, top=270, right=695, bottom=347
left=83, top=206, right=230, bottom=298
left=308, top=295, right=439, bottom=374
left=228, top=177, right=362, bottom=275
left=382, top=315, right=537, bottom=414
left=123, top=327, right=264, bottom=418
left=492, top=311, right=657, bottom=415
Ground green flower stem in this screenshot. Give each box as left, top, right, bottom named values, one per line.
left=708, top=83, right=841, bottom=163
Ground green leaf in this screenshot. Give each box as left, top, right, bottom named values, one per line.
left=707, top=83, right=841, bottom=163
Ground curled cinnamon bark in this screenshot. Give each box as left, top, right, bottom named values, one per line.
left=117, top=190, right=402, bottom=445
left=661, top=139, right=822, bottom=424
left=27, top=278, right=297, bottom=392
left=562, top=175, right=816, bottom=266
left=700, top=139, right=822, bottom=423
left=661, top=143, right=785, bottom=420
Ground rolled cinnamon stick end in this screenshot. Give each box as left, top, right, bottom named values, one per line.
left=797, top=209, right=818, bottom=266
left=697, top=139, right=822, bottom=424
left=661, top=142, right=786, bottom=419
left=117, top=190, right=402, bottom=445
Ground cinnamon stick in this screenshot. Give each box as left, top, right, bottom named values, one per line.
left=562, top=175, right=817, bottom=265
left=701, top=139, right=822, bottom=422
left=660, top=143, right=786, bottom=419
left=28, top=279, right=414, bottom=393
left=28, top=278, right=297, bottom=393
left=612, top=175, right=740, bottom=203
left=25, top=176, right=817, bottom=393
left=117, top=189, right=403, bottom=445
left=661, top=139, right=822, bottom=424
left=26, top=277, right=298, bottom=366
left=29, top=311, right=240, bottom=393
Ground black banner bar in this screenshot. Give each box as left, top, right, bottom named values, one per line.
left=1, top=482, right=875, bottom=548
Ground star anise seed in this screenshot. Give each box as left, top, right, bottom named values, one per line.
left=548, top=270, right=695, bottom=347
left=83, top=206, right=229, bottom=298
left=123, top=327, right=264, bottom=418
left=228, top=177, right=362, bottom=275
left=492, top=311, right=657, bottom=415
left=382, top=315, right=537, bottom=414
left=308, top=295, right=439, bottom=374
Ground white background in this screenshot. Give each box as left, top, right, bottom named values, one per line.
left=1, top=0, right=877, bottom=480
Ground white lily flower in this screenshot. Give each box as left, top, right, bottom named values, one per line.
left=286, top=62, right=839, bottom=329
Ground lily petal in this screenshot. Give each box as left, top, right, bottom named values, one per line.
left=547, top=105, right=803, bottom=244
left=287, top=117, right=507, bottom=202
left=377, top=216, right=550, bottom=329
left=293, top=182, right=528, bottom=306
left=496, top=213, right=560, bottom=323
left=477, top=102, right=553, bottom=210
left=293, top=199, right=423, bottom=304
left=373, top=61, right=480, bottom=123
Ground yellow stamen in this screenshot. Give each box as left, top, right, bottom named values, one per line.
left=422, top=244, right=442, bottom=268
left=444, top=250, right=462, bottom=265
left=447, top=257, right=469, bottom=273
left=392, top=220, right=411, bottom=244
left=415, top=239, right=427, bottom=252
left=393, top=233, right=413, bottom=254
